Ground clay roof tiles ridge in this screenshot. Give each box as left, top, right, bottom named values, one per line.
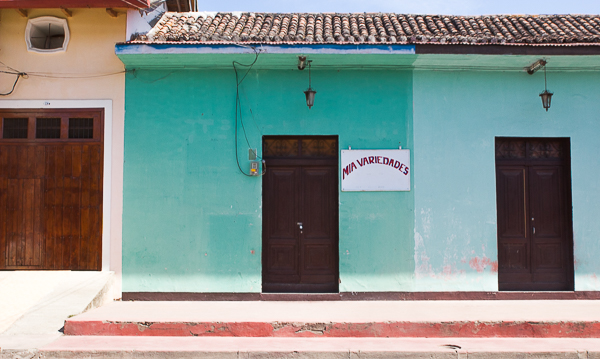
left=136, top=12, right=600, bottom=46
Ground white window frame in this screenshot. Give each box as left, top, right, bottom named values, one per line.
left=25, top=16, right=70, bottom=54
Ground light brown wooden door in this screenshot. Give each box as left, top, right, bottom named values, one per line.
left=495, top=137, right=573, bottom=290
left=262, top=136, right=339, bottom=293
left=0, top=109, right=103, bottom=270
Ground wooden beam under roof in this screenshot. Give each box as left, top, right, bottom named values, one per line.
left=60, top=6, right=72, bottom=17
left=106, top=8, right=118, bottom=17
left=16, top=8, right=27, bottom=17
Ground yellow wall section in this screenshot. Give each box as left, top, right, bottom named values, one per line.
left=0, top=8, right=126, bottom=296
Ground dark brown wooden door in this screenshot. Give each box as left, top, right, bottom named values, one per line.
left=495, top=138, right=573, bottom=290
left=0, top=109, right=103, bottom=270
left=262, top=136, right=339, bottom=293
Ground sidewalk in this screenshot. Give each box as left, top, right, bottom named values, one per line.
left=0, top=271, right=114, bottom=352
left=3, top=299, right=600, bottom=358
left=30, top=336, right=600, bottom=358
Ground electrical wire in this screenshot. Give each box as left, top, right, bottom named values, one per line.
left=0, top=68, right=131, bottom=79
left=22, top=70, right=132, bottom=79
left=1, top=59, right=133, bottom=79
left=241, top=85, right=263, bottom=136
left=233, top=47, right=264, bottom=177
left=1, top=61, right=27, bottom=95
left=0, top=73, right=24, bottom=96
left=131, top=69, right=176, bottom=84
left=0, top=64, right=132, bottom=95
left=0, top=58, right=135, bottom=98
left=0, top=60, right=20, bottom=74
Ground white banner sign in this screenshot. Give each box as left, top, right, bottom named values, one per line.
left=341, top=150, right=411, bottom=191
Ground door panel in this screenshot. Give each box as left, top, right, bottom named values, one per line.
left=529, top=167, right=563, bottom=238
left=302, top=168, right=334, bottom=239
left=262, top=136, right=339, bottom=293
left=530, top=166, right=566, bottom=280
left=5, top=179, right=44, bottom=267
left=267, top=168, right=298, bottom=239
left=496, top=137, right=573, bottom=291
left=496, top=166, right=529, bottom=276
left=263, top=167, right=300, bottom=283
left=304, top=245, right=332, bottom=270
left=268, top=244, right=298, bottom=274
left=496, top=167, right=527, bottom=239
left=301, top=167, right=337, bottom=282
left=499, top=242, right=528, bottom=270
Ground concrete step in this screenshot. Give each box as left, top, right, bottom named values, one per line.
left=64, top=300, right=600, bottom=338
left=0, top=271, right=115, bottom=351
left=10, top=336, right=600, bottom=359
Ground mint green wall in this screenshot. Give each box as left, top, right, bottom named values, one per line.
left=123, top=67, right=415, bottom=292
left=122, top=52, right=600, bottom=293
left=413, top=69, right=600, bottom=291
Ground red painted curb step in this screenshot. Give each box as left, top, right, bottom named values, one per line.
left=64, top=320, right=600, bottom=338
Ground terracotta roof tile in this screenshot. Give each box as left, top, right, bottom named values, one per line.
left=138, top=13, right=600, bottom=46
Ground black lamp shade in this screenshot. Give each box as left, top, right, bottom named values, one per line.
left=304, top=88, right=316, bottom=109
left=539, top=90, right=553, bottom=112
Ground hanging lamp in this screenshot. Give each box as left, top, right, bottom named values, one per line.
left=304, top=60, right=316, bottom=109
left=539, top=65, right=553, bottom=112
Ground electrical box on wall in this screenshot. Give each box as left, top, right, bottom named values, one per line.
left=248, top=149, right=260, bottom=176
left=250, top=161, right=260, bottom=175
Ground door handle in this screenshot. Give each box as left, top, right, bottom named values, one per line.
left=297, top=222, right=303, bottom=233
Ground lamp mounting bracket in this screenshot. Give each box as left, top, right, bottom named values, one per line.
left=526, top=59, right=547, bottom=75
left=298, top=55, right=307, bottom=70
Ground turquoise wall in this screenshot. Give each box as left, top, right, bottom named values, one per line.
left=122, top=52, right=600, bottom=292
left=122, top=67, right=415, bottom=292
left=413, top=68, right=600, bottom=291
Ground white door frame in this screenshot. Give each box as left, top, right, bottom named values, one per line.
left=0, top=99, right=113, bottom=270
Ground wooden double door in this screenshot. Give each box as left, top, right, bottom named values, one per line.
left=495, top=137, right=573, bottom=290
left=0, top=109, right=103, bottom=270
left=262, top=136, right=339, bottom=293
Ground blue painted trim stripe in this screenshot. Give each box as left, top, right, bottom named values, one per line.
left=115, top=43, right=416, bottom=55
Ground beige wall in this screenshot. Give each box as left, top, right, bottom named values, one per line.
left=0, top=8, right=126, bottom=297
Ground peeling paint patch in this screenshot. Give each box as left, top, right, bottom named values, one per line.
left=414, top=208, right=435, bottom=279
left=442, top=265, right=452, bottom=276
left=469, top=256, right=498, bottom=273
left=416, top=252, right=434, bottom=278
left=439, top=264, right=467, bottom=281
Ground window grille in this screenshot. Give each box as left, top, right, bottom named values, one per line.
left=36, top=118, right=61, bottom=138
left=3, top=118, right=28, bottom=139
left=69, top=118, right=94, bottom=139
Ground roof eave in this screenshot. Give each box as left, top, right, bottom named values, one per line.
left=0, top=0, right=150, bottom=9
left=416, top=43, right=600, bottom=55
left=115, top=43, right=417, bottom=55
left=116, top=42, right=600, bottom=56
